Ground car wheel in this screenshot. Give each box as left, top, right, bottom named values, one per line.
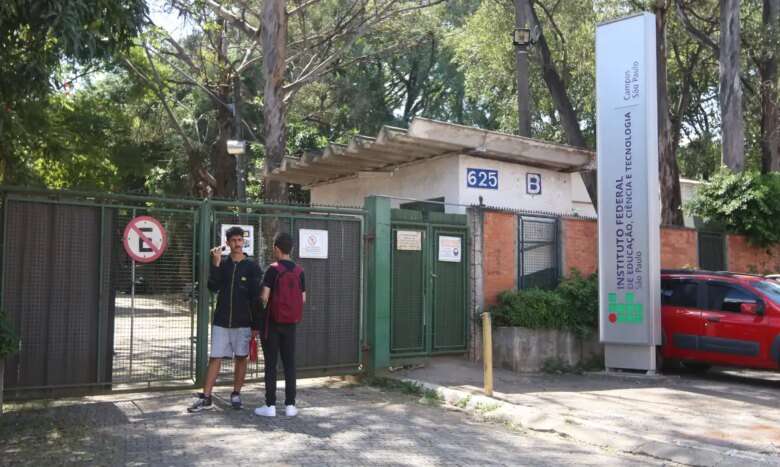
left=656, top=347, right=679, bottom=372
left=680, top=361, right=711, bottom=373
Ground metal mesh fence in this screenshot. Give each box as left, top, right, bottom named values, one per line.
left=519, top=216, right=559, bottom=290
left=109, top=207, right=197, bottom=385
left=211, top=211, right=362, bottom=379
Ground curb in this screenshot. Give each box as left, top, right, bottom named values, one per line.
left=395, top=377, right=778, bottom=467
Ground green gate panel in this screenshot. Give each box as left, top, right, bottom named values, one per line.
left=390, top=228, right=426, bottom=354
left=432, top=231, right=467, bottom=351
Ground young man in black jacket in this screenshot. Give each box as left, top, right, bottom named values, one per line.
left=188, top=226, right=262, bottom=412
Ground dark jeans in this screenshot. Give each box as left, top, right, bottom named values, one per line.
left=261, top=322, right=296, bottom=406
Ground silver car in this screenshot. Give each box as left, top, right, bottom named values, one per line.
left=767, top=274, right=780, bottom=283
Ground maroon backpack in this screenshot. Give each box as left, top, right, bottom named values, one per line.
left=267, top=263, right=304, bottom=324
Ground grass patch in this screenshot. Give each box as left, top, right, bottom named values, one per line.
left=361, top=376, right=443, bottom=405
left=454, top=395, right=472, bottom=409
left=474, top=401, right=501, bottom=414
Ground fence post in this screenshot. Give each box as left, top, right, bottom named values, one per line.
left=195, top=200, right=212, bottom=387
left=365, top=196, right=391, bottom=374
left=482, top=311, right=493, bottom=396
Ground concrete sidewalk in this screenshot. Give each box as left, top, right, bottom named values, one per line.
left=391, top=357, right=780, bottom=467
left=1, top=377, right=667, bottom=466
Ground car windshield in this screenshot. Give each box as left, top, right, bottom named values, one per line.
left=753, top=280, right=780, bottom=305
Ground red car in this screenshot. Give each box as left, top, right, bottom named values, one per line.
left=660, top=270, right=780, bottom=371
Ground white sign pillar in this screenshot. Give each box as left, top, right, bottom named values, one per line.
left=596, top=13, right=662, bottom=372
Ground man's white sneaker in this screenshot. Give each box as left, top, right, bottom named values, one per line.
left=254, top=405, right=276, bottom=417
left=285, top=405, right=298, bottom=417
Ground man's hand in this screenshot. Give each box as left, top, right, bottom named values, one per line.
left=210, top=245, right=224, bottom=266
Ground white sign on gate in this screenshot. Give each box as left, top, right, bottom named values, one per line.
left=438, top=236, right=462, bottom=262
left=397, top=230, right=422, bottom=251
left=220, top=224, right=254, bottom=256
left=299, top=229, right=328, bottom=259
left=123, top=216, right=168, bottom=263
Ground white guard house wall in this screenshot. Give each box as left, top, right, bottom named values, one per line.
left=311, top=155, right=584, bottom=215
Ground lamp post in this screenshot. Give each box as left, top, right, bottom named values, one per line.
left=512, top=1, right=532, bottom=137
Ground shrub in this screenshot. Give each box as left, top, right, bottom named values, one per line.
left=0, top=310, right=19, bottom=359
left=686, top=170, right=780, bottom=246
left=491, top=270, right=599, bottom=336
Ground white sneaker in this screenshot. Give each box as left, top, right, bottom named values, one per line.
left=285, top=405, right=298, bottom=417
left=254, top=405, right=276, bottom=417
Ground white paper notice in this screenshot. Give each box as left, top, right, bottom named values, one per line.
left=397, top=230, right=422, bottom=251
left=438, top=236, right=462, bottom=262
left=299, top=229, right=328, bottom=259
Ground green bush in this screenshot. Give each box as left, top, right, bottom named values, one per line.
left=0, top=310, right=19, bottom=359
left=686, top=170, right=780, bottom=246
left=491, top=270, right=599, bottom=336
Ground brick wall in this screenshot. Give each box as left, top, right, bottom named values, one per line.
left=482, top=211, right=517, bottom=305
left=561, top=218, right=598, bottom=276
left=660, top=227, right=698, bottom=269
left=727, top=235, right=780, bottom=274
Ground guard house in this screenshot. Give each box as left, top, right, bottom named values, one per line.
left=266, top=118, right=597, bottom=215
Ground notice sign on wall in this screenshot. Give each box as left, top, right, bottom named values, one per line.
left=438, top=236, right=462, bottom=262
left=596, top=13, right=661, bottom=365
left=299, top=229, right=328, bottom=259
left=397, top=230, right=422, bottom=251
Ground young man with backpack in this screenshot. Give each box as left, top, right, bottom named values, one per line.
left=188, top=226, right=262, bottom=413
left=254, top=232, right=305, bottom=417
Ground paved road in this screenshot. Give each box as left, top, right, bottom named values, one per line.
left=0, top=379, right=666, bottom=466
left=396, top=357, right=780, bottom=466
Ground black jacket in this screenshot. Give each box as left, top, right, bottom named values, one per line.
left=208, top=255, right=263, bottom=329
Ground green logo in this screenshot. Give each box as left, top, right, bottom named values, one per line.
left=607, top=292, right=644, bottom=324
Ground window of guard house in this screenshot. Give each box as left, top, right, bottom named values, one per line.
left=399, top=197, right=445, bottom=213
left=661, top=279, right=699, bottom=308
left=518, top=216, right=558, bottom=290
left=707, top=283, right=758, bottom=313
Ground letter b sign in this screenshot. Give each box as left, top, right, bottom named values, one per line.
left=526, top=173, right=542, bottom=195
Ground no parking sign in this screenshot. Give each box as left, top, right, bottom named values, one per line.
left=123, top=216, right=168, bottom=263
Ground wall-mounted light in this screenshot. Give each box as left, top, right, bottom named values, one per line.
left=512, top=27, right=532, bottom=48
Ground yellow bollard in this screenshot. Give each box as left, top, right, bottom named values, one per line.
left=482, top=311, right=493, bottom=396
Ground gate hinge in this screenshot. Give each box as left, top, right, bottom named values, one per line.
left=364, top=233, right=375, bottom=242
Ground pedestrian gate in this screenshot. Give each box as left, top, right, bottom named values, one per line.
left=389, top=209, right=468, bottom=356
left=0, top=188, right=364, bottom=394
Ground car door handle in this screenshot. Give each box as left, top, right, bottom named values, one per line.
left=705, top=317, right=720, bottom=323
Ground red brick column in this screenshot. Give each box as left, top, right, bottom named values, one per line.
left=482, top=211, right=517, bottom=305
left=561, top=218, right=598, bottom=276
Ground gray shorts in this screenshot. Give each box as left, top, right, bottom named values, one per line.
left=210, top=326, right=251, bottom=359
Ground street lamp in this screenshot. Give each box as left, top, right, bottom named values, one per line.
left=512, top=27, right=532, bottom=48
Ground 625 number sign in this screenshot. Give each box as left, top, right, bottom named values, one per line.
left=466, top=168, right=498, bottom=189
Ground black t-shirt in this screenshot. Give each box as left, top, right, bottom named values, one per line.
left=262, top=260, right=306, bottom=292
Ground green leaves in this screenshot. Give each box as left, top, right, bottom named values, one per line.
left=0, top=310, right=19, bottom=359
left=686, top=170, right=780, bottom=246
left=491, top=270, right=599, bottom=336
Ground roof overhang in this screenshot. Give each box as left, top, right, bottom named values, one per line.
left=264, top=118, right=595, bottom=187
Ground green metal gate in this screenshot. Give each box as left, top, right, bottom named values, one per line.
left=0, top=187, right=365, bottom=395
left=389, top=209, right=467, bottom=357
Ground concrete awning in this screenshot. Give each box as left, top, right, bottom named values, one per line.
left=264, top=118, right=595, bottom=186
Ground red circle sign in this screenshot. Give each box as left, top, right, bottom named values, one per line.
left=123, top=216, right=168, bottom=263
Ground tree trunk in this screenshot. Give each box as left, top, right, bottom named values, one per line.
left=213, top=95, right=238, bottom=198
left=719, top=0, right=745, bottom=171
left=262, top=0, right=288, bottom=203
left=527, top=1, right=597, bottom=208
left=655, top=1, right=684, bottom=226
left=515, top=0, right=532, bottom=137
left=760, top=0, right=780, bottom=172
